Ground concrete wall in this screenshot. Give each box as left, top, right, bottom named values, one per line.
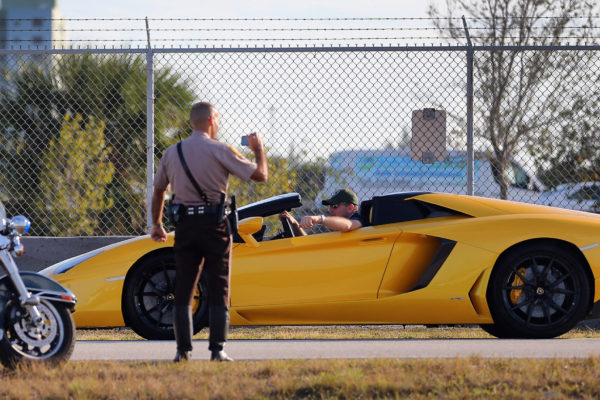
left=18, top=237, right=134, bottom=272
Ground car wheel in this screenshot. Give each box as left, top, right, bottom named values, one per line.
left=122, top=252, right=208, bottom=340
left=487, top=243, right=591, bottom=339
left=478, top=323, right=513, bottom=338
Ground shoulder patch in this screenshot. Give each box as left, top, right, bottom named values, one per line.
left=229, top=145, right=245, bottom=159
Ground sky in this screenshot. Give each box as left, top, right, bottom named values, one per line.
left=46, top=0, right=457, bottom=162
left=52, top=0, right=452, bottom=47
left=39, top=0, right=461, bottom=164
left=57, top=0, right=445, bottom=20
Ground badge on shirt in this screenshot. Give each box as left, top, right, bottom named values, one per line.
left=229, top=145, right=246, bottom=159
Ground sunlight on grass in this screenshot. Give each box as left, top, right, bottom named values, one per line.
left=2, top=358, right=600, bottom=399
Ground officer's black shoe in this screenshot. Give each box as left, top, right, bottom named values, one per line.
left=173, top=305, right=193, bottom=363
left=173, top=350, right=192, bottom=362
left=210, top=350, right=234, bottom=362
left=208, top=305, right=233, bottom=362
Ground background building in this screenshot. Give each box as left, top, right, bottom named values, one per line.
left=0, top=0, right=66, bottom=49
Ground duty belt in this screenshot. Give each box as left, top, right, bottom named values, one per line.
left=183, top=205, right=220, bottom=216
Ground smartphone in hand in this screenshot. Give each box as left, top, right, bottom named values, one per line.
left=241, top=135, right=250, bottom=146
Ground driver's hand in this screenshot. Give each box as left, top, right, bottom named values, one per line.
left=280, top=211, right=298, bottom=226
left=300, top=215, right=318, bottom=229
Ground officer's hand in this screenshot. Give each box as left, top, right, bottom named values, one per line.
left=151, top=225, right=167, bottom=243
left=246, top=132, right=264, bottom=153
left=299, top=215, right=318, bottom=229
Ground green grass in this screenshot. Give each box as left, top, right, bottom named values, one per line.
left=2, top=358, right=600, bottom=399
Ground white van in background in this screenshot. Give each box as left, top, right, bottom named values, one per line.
left=534, top=181, right=600, bottom=213
left=316, top=149, right=545, bottom=205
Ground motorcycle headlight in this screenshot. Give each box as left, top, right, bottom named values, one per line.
left=11, top=215, right=30, bottom=234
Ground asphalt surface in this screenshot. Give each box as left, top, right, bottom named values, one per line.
left=72, top=338, right=600, bottom=361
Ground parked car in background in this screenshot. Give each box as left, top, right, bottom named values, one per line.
left=316, top=149, right=544, bottom=206
left=535, top=182, right=600, bottom=214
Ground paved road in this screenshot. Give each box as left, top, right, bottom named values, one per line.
left=72, top=338, right=600, bottom=361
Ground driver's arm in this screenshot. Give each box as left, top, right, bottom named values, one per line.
left=280, top=211, right=307, bottom=236
left=300, top=215, right=362, bottom=233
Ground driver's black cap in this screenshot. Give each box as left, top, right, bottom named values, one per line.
left=322, top=188, right=359, bottom=206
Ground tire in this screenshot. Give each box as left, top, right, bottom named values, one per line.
left=122, top=252, right=209, bottom=340
left=486, top=243, right=591, bottom=339
left=478, top=323, right=513, bottom=338
left=0, top=299, right=75, bottom=369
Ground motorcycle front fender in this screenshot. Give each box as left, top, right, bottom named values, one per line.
left=0, top=271, right=77, bottom=308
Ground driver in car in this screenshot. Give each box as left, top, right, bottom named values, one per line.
left=280, top=188, right=363, bottom=235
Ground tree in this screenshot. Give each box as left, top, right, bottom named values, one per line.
left=226, top=151, right=295, bottom=235
left=228, top=150, right=295, bottom=206
left=535, top=93, right=600, bottom=188
left=290, top=159, right=327, bottom=207
left=0, top=62, right=64, bottom=221
left=0, top=54, right=194, bottom=234
left=38, top=114, right=114, bottom=236
left=429, top=0, right=598, bottom=199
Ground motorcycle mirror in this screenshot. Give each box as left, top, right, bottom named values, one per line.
left=11, top=215, right=31, bottom=234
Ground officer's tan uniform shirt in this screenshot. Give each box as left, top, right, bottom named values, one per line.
left=154, top=131, right=257, bottom=205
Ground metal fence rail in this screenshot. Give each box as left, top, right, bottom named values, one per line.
left=0, top=40, right=599, bottom=236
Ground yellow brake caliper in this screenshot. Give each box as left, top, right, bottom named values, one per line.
left=510, top=268, right=526, bottom=305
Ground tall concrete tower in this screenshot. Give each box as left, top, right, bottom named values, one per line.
left=0, top=0, right=66, bottom=49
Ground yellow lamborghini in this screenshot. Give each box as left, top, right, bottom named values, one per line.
left=40, top=192, right=600, bottom=340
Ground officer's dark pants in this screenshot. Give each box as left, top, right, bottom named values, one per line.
left=173, top=214, right=231, bottom=354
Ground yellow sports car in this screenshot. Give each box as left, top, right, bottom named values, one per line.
left=40, top=192, right=600, bottom=340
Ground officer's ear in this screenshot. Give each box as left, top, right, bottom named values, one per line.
left=208, top=113, right=219, bottom=125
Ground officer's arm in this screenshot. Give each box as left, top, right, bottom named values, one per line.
left=151, top=188, right=168, bottom=242
left=151, top=188, right=166, bottom=226
left=247, top=133, right=268, bottom=182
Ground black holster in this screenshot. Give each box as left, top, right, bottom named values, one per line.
left=167, top=203, right=183, bottom=225
left=229, top=195, right=238, bottom=234
left=167, top=194, right=183, bottom=226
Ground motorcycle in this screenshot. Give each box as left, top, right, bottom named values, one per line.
left=0, top=206, right=76, bottom=368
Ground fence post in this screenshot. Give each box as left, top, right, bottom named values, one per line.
left=145, top=17, right=155, bottom=232
left=462, top=16, right=475, bottom=196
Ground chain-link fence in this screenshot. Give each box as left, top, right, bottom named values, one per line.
left=0, top=41, right=599, bottom=236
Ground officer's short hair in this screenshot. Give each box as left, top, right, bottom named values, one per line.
left=190, top=102, right=216, bottom=125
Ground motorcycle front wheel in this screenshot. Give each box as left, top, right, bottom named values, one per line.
left=0, top=298, right=75, bottom=368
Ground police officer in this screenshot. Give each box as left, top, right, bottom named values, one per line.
left=151, top=102, right=267, bottom=362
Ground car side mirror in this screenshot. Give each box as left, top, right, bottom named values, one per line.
left=237, top=217, right=264, bottom=247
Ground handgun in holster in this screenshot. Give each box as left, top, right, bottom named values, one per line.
left=217, top=193, right=238, bottom=234
left=229, top=195, right=238, bottom=234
